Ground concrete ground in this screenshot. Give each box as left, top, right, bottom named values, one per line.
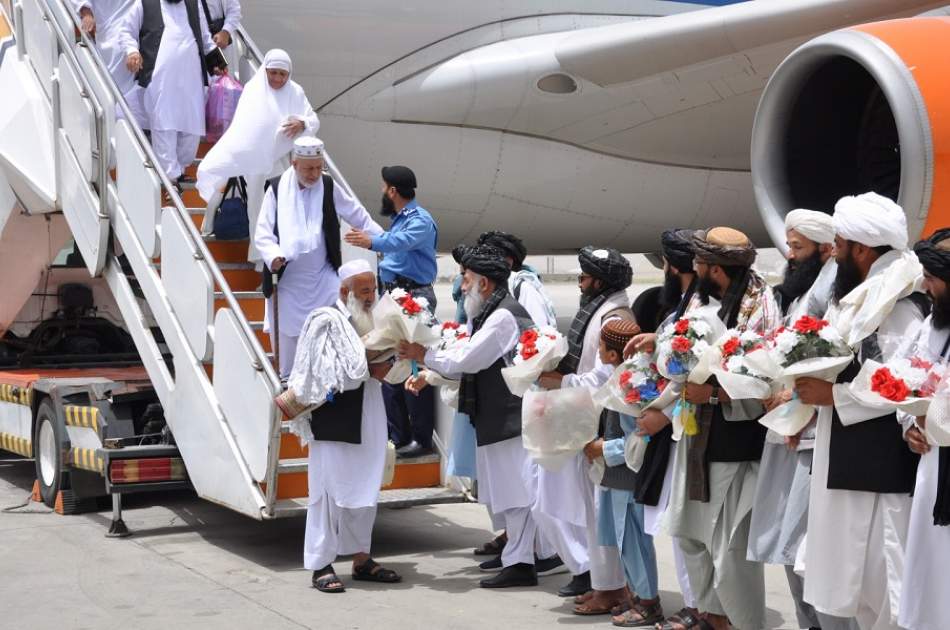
left=0, top=455, right=800, bottom=630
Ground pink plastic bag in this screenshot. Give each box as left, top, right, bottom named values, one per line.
left=205, top=74, right=243, bottom=142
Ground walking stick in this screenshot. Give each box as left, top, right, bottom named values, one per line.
left=272, top=271, right=281, bottom=383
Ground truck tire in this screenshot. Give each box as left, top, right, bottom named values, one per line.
left=34, top=400, right=66, bottom=507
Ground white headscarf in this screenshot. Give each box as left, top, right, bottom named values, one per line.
left=196, top=49, right=317, bottom=202
left=785, top=209, right=835, bottom=244
left=833, top=192, right=908, bottom=251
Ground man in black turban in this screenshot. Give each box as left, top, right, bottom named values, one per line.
left=478, top=231, right=528, bottom=270
left=656, top=228, right=698, bottom=328
left=477, top=231, right=558, bottom=330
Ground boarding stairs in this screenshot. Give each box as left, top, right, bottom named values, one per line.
left=0, top=0, right=468, bottom=519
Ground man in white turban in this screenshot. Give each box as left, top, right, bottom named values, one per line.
left=299, top=259, right=402, bottom=593
left=748, top=208, right=855, bottom=630
left=795, top=192, right=926, bottom=630
left=198, top=48, right=319, bottom=262
left=256, top=137, right=383, bottom=378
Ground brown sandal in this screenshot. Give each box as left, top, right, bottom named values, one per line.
left=613, top=599, right=663, bottom=627
left=573, top=594, right=627, bottom=616
left=654, top=608, right=708, bottom=630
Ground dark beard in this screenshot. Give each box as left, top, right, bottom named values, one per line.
left=660, top=270, right=682, bottom=314
left=380, top=194, right=396, bottom=217
left=579, top=284, right=602, bottom=307
left=932, top=290, right=950, bottom=329
left=696, top=274, right=720, bottom=305
left=776, top=251, right=825, bottom=314
left=833, top=252, right=863, bottom=303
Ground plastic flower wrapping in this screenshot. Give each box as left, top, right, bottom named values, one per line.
left=502, top=326, right=568, bottom=397
left=594, top=352, right=677, bottom=417
left=419, top=321, right=471, bottom=408
left=757, top=315, right=854, bottom=436
left=710, top=328, right=781, bottom=401
left=362, top=289, right=441, bottom=385
left=522, top=386, right=600, bottom=471
left=849, top=356, right=945, bottom=417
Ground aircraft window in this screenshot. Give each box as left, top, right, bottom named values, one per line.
left=537, top=73, right=577, bottom=94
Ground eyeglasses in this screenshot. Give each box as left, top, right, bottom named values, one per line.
left=577, top=273, right=592, bottom=283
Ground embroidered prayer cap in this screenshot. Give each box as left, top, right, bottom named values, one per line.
left=784, top=209, right=835, bottom=244
left=914, top=228, right=950, bottom=282
left=833, top=192, right=908, bottom=251
left=601, top=319, right=640, bottom=355
left=661, top=228, right=696, bottom=273
left=381, top=165, right=417, bottom=190
left=461, top=244, right=511, bottom=284
left=293, top=136, right=324, bottom=159
left=477, top=231, right=527, bottom=268
left=451, top=244, right=471, bottom=266
left=578, top=246, right=633, bottom=291
left=263, top=49, right=292, bottom=73
left=338, top=258, right=374, bottom=282
left=691, top=227, right=757, bottom=267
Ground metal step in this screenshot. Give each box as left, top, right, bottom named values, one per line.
left=214, top=290, right=264, bottom=300
left=276, top=451, right=440, bottom=467
left=277, top=458, right=307, bottom=475
left=271, top=486, right=471, bottom=517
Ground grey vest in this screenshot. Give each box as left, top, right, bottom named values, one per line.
left=471, top=296, right=534, bottom=447
left=138, top=0, right=209, bottom=88
left=598, top=409, right=637, bottom=491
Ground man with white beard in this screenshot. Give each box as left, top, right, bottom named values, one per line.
left=401, top=245, right=540, bottom=588
left=796, top=193, right=926, bottom=630
left=302, top=259, right=402, bottom=593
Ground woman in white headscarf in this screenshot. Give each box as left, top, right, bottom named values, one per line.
left=197, top=49, right=319, bottom=262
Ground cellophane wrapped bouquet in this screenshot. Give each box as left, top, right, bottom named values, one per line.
left=362, top=288, right=441, bottom=385
left=422, top=321, right=470, bottom=408
left=710, top=328, right=781, bottom=401
left=849, top=356, right=945, bottom=418
left=501, top=326, right=568, bottom=396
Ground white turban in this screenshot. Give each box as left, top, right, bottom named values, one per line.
left=293, top=136, right=324, bottom=158
left=833, top=192, right=908, bottom=251
left=784, top=209, right=835, bottom=244
left=338, top=259, right=373, bottom=282
left=263, top=49, right=292, bottom=74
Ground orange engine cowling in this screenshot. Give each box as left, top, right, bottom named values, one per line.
left=751, top=16, right=950, bottom=246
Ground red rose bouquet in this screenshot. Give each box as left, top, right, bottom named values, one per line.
left=850, top=356, right=945, bottom=417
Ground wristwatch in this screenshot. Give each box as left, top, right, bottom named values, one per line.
left=708, top=386, right=720, bottom=406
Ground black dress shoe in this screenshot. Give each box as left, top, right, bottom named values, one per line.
left=557, top=571, right=591, bottom=597
left=397, top=443, right=433, bottom=459
left=479, top=563, right=538, bottom=588
left=478, top=556, right=503, bottom=572
left=535, top=554, right=567, bottom=576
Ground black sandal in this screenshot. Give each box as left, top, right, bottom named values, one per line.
left=654, top=608, right=707, bottom=630
left=473, top=533, right=507, bottom=556
left=352, top=558, right=402, bottom=583
left=312, top=564, right=345, bottom=593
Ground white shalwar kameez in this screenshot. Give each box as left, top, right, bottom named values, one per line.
left=303, top=302, right=388, bottom=571
left=117, top=0, right=218, bottom=180
left=424, top=307, right=539, bottom=568
left=805, top=252, right=925, bottom=630
left=72, top=0, right=138, bottom=94
left=255, top=169, right=382, bottom=377
left=897, top=316, right=950, bottom=630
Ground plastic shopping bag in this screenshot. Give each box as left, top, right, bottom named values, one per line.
left=206, top=74, right=243, bottom=142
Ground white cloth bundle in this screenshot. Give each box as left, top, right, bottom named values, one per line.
left=522, top=387, right=600, bottom=471
left=287, top=306, right=368, bottom=441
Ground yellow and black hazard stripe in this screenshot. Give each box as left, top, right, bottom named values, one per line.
left=64, top=405, right=100, bottom=433
left=0, top=432, right=32, bottom=457
left=0, top=384, right=32, bottom=407
left=70, top=447, right=105, bottom=474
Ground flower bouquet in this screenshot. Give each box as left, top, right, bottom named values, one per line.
left=522, top=386, right=600, bottom=471
left=710, top=329, right=781, bottom=401
left=501, top=326, right=568, bottom=396
left=362, top=288, right=441, bottom=385
left=758, top=315, right=853, bottom=436
left=656, top=305, right=725, bottom=438
left=421, top=321, right=471, bottom=408
left=594, top=352, right=678, bottom=416
left=849, top=357, right=945, bottom=417
left=924, top=372, right=950, bottom=447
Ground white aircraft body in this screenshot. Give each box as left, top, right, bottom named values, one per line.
left=241, top=0, right=950, bottom=252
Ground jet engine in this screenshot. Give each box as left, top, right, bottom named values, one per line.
left=751, top=16, right=950, bottom=247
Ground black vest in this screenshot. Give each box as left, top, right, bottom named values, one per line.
left=598, top=409, right=638, bottom=491
left=471, top=296, right=534, bottom=447
left=309, top=384, right=364, bottom=444
left=827, top=346, right=919, bottom=494
left=705, top=390, right=768, bottom=463
left=633, top=424, right=673, bottom=506
left=138, top=0, right=209, bottom=88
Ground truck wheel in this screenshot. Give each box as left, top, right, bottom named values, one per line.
left=34, top=400, right=66, bottom=507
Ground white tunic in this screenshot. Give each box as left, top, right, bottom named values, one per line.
left=255, top=173, right=382, bottom=337
left=424, top=307, right=536, bottom=512
left=117, top=0, right=217, bottom=135
left=72, top=0, right=138, bottom=94
left=898, top=317, right=950, bottom=630
left=804, top=258, right=924, bottom=621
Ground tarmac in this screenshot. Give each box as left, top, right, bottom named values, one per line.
left=0, top=280, right=802, bottom=629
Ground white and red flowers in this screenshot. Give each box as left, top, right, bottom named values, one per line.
left=656, top=308, right=722, bottom=382
left=389, top=287, right=433, bottom=324
left=437, top=320, right=469, bottom=350
left=502, top=326, right=568, bottom=397
left=513, top=326, right=562, bottom=365
left=594, top=352, right=677, bottom=421
left=770, top=315, right=848, bottom=366
left=850, top=356, right=945, bottom=416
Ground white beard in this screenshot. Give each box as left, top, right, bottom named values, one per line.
left=463, top=290, right=485, bottom=321
left=347, top=292, right=375, bottom=336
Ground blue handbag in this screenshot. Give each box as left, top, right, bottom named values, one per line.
left=212, top=177, right=249, bottom=240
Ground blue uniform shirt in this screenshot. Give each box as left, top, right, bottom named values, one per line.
left=371, top=200, right=438, bottom=285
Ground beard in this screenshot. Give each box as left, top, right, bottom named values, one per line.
left=463, top=290, right=485, bottom=321
left=932, top=289, right=950, bottom=330
left=579, top=283, right=603, bottom=307
left=833, top=252, right=864, bottom=303
left=347, top=292, right=375, bottom=336
left=660, top=270, right=682, bottom=313
left=380, top=194, right=396, bottom=217
left=696, top=274, right=721, bottom=305
left=776, top=250, right=825, bottom=312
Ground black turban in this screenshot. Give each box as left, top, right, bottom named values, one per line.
left=461, top=245, right=511, bottom=284
left=477, top=231, right=527, bottom=269
left=451, top=244, right=470, bottom=266
left=661, top=228, right=695, bottom=274
left=914, top=228, right=950, bottom=281
left=579, top=246, right=632, bottom=290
